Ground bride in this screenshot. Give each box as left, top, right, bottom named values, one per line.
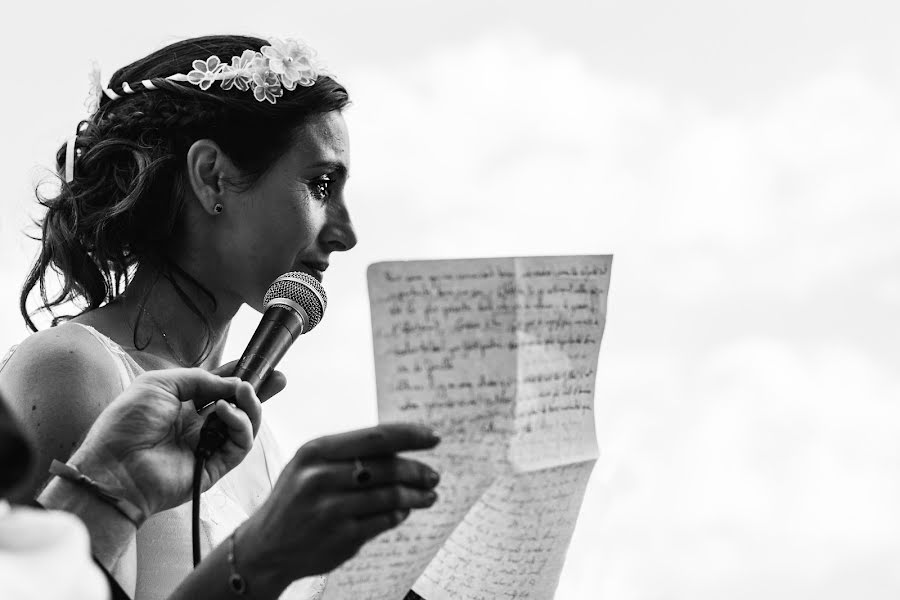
left=0, top=34, right=419, bottom=600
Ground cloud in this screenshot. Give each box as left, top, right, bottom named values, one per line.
left=341, top=34, right=900, bottom=309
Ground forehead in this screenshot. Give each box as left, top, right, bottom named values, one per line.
left=288, top=110, right=350, bottom=171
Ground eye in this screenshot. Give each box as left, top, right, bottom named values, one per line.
left=309, top=174, right=333, bottom=202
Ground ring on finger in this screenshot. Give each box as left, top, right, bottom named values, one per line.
left=352, top=457, right=372, bottom=485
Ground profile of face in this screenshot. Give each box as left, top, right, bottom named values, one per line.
left=192, top=110, right=357, bottom=312
left=19, top=35, right=356, bottom=334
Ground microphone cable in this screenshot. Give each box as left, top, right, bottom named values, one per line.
left=192, top=450, right=205, bottom=567
left=192, top=419, right=226, bottom=567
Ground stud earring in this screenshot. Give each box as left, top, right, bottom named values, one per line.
left=214, top=203, right=224, bottom=214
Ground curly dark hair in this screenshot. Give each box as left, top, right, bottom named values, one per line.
left=21, top=34, right=350, bottom=363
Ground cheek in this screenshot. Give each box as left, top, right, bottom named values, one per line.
left=300, top=205, right=328, bottom=242
left=230, top=186, right=326, bottom=277
left=261, top=195, right=325, bottom=266
left=282, top=195, right=323, bottom=247
left=225, top=202, right=294, bottom=274
left=289, top=185, right=331, bottom=239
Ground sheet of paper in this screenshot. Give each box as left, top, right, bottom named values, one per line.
left=509, top=256, right=607, bottom=472
left=413, top=460, right=596, bottom=600
left=322, top=255, right=611, bottom=600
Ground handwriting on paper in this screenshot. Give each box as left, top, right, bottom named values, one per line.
left=321, top=255, right=612, bottom=600
left=414, top=460, right=596, bottom=600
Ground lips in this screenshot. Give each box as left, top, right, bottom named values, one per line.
left=295, top=261, right=328, bottom=282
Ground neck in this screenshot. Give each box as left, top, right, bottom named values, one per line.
left=112, top=263, right=239, bottom=368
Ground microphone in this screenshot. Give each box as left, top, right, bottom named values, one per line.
left=191, top=271, right=327, bottom=566
left=195, top=271, right=328, bottom=456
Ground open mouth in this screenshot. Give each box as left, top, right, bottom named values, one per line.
left=295, top=262, right=327, bottom=282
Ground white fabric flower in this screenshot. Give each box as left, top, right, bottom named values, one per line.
left=220, top=50, right=261, bottom=91
left=187, top=56, right=224, bottom=90
left=252, top=71, right=284, bottom=104
left=167, top=38, right=326, bottom=103
left=261, top=38, right=317, bottom=89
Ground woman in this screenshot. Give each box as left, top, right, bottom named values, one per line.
left=0, top=34, right=436, bottom=599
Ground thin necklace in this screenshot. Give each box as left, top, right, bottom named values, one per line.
left=141, top=308, right=191, bottom=367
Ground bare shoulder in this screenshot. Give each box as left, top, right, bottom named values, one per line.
left=0, top=323, right=125, bottom=494
left=2, top=322, right=123, bottom=384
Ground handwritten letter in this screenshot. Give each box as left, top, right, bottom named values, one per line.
left=321, top=255, right=612, bottom=600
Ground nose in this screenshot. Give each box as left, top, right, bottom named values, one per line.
left=320, top=201, right=357, bottom=253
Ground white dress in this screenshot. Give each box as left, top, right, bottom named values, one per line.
left=1, top=323, right=326, bottom=600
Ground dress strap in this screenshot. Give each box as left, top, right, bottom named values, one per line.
left=0, top=345, right=18, bottom=373
left=68, top=323, right=143, bottom=390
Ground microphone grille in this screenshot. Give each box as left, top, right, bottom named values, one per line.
left=263, top=272, right=328, bottom=332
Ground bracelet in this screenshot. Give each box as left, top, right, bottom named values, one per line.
left=48, top=459, right=145, bottom=526
left=227, top=531, right=249, bottom=595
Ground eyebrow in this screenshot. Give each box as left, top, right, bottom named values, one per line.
left=305, top=161, right=349, bottom=178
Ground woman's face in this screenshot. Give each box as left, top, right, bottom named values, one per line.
left=215, top=110, right=356, bottom=312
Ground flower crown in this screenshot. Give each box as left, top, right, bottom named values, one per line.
left=65, top=39, right=328, bottom=183
left=88, top=38, right=325, bottom=111
left=69, top=38, right=327, bottom=182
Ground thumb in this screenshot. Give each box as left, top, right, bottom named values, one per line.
left=209, top=359, right=239, bottom=378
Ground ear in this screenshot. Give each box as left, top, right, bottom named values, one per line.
left=185, top=139, right=238, bottom=216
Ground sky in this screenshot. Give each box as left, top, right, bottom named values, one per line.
left=1, top=1, right=898, bottom=598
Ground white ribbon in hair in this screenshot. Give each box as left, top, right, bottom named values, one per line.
left=65, top=134, right=77, bottom=183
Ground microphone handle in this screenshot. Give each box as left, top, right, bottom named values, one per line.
left=194, top=305, right=304, bottom=412
left=230, top=304, right=301, bottom=392
left=197, top=305, right=306, bottom=456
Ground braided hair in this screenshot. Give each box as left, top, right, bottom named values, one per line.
left=21, top=35, right=350, bottom=363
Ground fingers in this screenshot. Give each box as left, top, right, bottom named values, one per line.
left=210, top=360, right=287, bottom=404
left=302, top=423, right=440, bottom=462
left=353, top=509, right=411, bottom=542
left=314, top=456, right=440, bottom=518
left=213, top=398, right=254, bottom=451
left=141, top=369, right=265, bottom=431
left=256, top=370, right=287, bottom=404
left=141, top=368, right=243, bottom=409
left=208, top=360, right=239, bottom=377
left=230, top=381, right=262, bottom=436
left=333, top=486, right=438, bottom=518
left=313, top=457, right=439, bottom=491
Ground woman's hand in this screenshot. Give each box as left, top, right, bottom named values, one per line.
left=66, top=367, right=283, bottom=520
left=236, top=423, right=441, bottom=593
